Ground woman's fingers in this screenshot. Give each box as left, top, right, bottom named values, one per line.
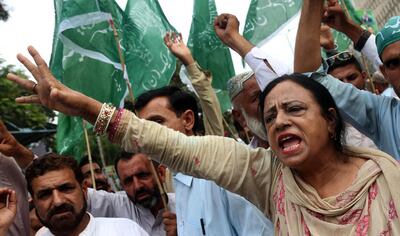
left=28, top=46, right=54, bottom=83
left=16, top=53, right=41, bottom=81
left=6, top=73, right=37, bottom=92
left=15, top=95, right=41, bottom=104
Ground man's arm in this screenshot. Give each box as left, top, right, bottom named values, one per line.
left=294, top=0, right=324, bottom=72
left=115, top=110, right=278, bottom=217
left=323, top=0, right=382, bottom=69
left=214, top=14, right=291, bottom=90
left=294, top=0, right=400, bottom=158
left=86, top=188, right=133, bottom=218
left=0, top=120, right=34, bottom=169
left=164, top=32, right=224, bottom=136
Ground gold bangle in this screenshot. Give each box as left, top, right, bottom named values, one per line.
left=94, top=103, right=116, bottom=136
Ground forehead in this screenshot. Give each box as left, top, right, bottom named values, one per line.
left=81, top=162, right=101, bottom=172
left=233, top=77, right=259, bottom=100
left=137, top=96, right=177, bottom=119
left=117, top=154, right=150, bottom=176
left=264, top=81, right=316, bottom=108
left=329, top=63, right=361, bottom=77
left=382, top=41, right=400, bottom=61
left=31, top=168, right=77, bottom=192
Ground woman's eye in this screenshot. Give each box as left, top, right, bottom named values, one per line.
left=288, top=106, right=303, bottom=113
left=264, top=115, right=275, bottom=124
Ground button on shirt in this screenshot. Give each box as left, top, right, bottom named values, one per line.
left=174, top=174, right=273, bottom=236
left=87, top=189, right=175, bottom=236
left=36, top=212, right=149, bottom=236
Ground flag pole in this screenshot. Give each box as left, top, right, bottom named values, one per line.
left=96, top=136, right=107, bottom=168
left=109, top=19, right=136, bottom=103
left=222, top=118, right=239, bottom=141
left=83, top=120, right=96, bottom=190
left=109, top=19, right=169, bottom=210
left=339, top=0, right=377, bottom=94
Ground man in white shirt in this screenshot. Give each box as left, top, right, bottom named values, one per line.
left=87, top=152, right=176, bottom=236
left=25, top=153, right=148, bottom=236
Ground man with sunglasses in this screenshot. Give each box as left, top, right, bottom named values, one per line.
left=321, top=48, right=378, bottom=149
left=293, top=0, right=400, bottom=160
left=214, top=8, right=400, bottom=159
left=322, top=0, right=400, bottom=97
left=325, top=51, right=367, bottom=90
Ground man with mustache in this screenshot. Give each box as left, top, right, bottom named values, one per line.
left=86, top=152, right=176, bottom=236
left=79, top=155, right=113, bottom=192
left=131, top=86, right=272, bottom=236
left=26, top=153, right=148, bottom=236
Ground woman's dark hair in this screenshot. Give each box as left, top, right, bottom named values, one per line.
left=258, top=73, right=346, bottom=154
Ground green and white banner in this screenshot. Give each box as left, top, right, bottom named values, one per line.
left=122, top=0, right=177, bottom=97
left=187, top=0, right=235, bottom=112
left=243, top=0, right=302, bottom=47
left=50, top=0, right=127, bottom=159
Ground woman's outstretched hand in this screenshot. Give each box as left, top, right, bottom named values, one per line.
left=6, top=46, right=102, bottom=124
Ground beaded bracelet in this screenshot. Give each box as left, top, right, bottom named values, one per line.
left=108, top=108, right=124, bottom=141
left=94, top=103, right=116, bottom=136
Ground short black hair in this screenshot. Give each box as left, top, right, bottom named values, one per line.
left=79, top=155, right=102, bottom=169
left=114, top=151, right=135, bottom=178
left=133, top=86, right=200, bottom=133
left=25, top=153, right=84, bottom=195
left=259, top=73, right=346, bottom=156
left=327, top=56, right=363, bottom=74
left=114, top=151, right=160, bottom=178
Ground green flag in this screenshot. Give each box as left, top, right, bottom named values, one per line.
left=50, top=0, right=127, bottom=159
left=243, top=0, right=302, bottom=46
left=354, top=9, right=379, bottom=33
left=332, top=0, right=357, bottom=51
left=333, top=0, right=378, bottom=52
left=122, top=0, right=177, bottom=97
left=187, top=0, right=235, bottom=112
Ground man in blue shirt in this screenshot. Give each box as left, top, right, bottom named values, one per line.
left=134, top=86, right=272, bottom=236
left=294, top=0, right=400, bottom=159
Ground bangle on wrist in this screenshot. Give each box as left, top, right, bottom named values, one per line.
left=94, top=103, right=116, bottom=136
left=108, top=108, right=124, bottom=141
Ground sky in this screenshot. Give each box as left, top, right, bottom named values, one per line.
left=0, top=0, right=299, bottom=76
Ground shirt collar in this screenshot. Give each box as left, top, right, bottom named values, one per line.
left=174, top=173, right=193, bottom=187
left=79, top=212, right=95, bottom=236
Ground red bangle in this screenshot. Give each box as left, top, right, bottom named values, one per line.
left=108, top=108, right=124, bottom=141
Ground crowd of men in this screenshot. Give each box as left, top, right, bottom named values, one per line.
left=1, top=0, right=400, bottom=235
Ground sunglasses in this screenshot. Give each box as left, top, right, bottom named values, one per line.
left=326, top=51, right=353, bottom=67
left=383, top=56, right=400, bottom=70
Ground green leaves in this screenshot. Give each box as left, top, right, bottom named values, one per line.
left=0, top=59, right=55, bottom=129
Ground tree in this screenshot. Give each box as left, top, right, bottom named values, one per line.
left=0, top=0, right=9, bottom=21
left=0, top=58, right=56, bottom=129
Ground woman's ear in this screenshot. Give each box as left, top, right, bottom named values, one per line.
left=326, top=107, right=338, bottom=135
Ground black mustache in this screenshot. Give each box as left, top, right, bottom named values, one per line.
left=95, top=179, right=108, bottom=187
left=136, top=188, right=152, bottom=197
left=48, top=204, right=74, bottom=217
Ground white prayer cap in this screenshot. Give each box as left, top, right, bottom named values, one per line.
left=227, top=71, right=255, bottom=100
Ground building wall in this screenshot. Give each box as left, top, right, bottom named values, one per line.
left=353, top=0, right=400, bottom=28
